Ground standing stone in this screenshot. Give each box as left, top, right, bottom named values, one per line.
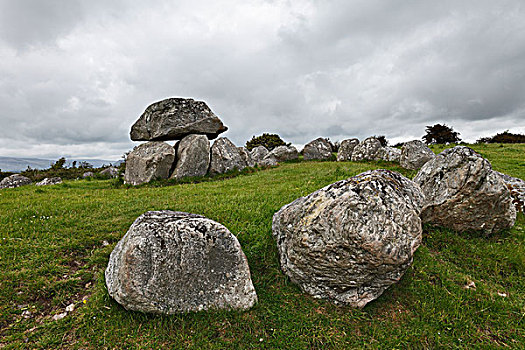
left=267, top=145, right=299, bottom=162
left=100, top=167, right=119, bottom=178
left=124, top=142, right=176, bottom=185
left=130, top=98, right=228, bottom=141
left=495, top=171, right=525, bottom=213
left=414, top=146, right=516, bottom=234
left=105, top=211, right=257, bottom=314
left=0, top=174, right=32, bottom=189
left=336, top=138, right=359, bottom=162
left=171, top=134, right=210, bottom=179
left=272, top=169, right=424, bottom=308
left=238, top=147, right=255, bottom=168
left=36, top=177, right=62, bottom=186
left=377, top=147, right=401, bottom=162
left=351, top=137, right=382, bottom=161
left=400, top=140, right=435, bottom=170
left=302, top=138, right=333, bottom=161
left=249, top=146, right=269, bottom=165
left=258, top=154, right=278, bottom=167
left=209, top=137, right=247, bottom=175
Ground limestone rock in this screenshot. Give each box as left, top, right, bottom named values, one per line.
left=36, top=177, right=62, bottom=186
left=351, top=137, right=382, bottom=161
left=268, top=145, right=298, bottom=162
left=82, top=172, right=94, bottom=178
left=105, top=210, right=257, bottom=314
left=495, top=171, right=525, bottom=213
left=209, top=137, right=247, bottom=175
left=124, top=141, right=176, bottom=185
left=377, top=147, right=401, bottom=162
left=238, top=147, right=255, bottom=168
left=258, top=154, right=278, bottom=167
left=130, top=98, right=228, bottom=141
left=400, top=140, right=435, bottom=170
left=249, top=146, right=269, bottom=164
left=414, top=146, right=516, bottom=234
left=302, top=138, right=333, bottom=161
left=0, top=174, right=32, bottom=189
left=171, top=134, right=210, bottom=179
left=100, top=167, right=119, bottom=178
left=336, top=138, right=359, bottom=162
left=272, top=169, right=424, bottom=308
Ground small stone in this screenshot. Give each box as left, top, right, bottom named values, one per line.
left=52, top=312, right=67, bottom=321
left=0, top=174, right=32, bottom=189
left=36, top=177, right=62, bottom=186
left=65, top=303, right=75, bottom=312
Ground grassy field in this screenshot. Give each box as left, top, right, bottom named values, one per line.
left=0, top=144, right=523, bottom=349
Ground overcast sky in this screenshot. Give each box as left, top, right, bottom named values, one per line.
left=1, top=0, right=524, bottom=160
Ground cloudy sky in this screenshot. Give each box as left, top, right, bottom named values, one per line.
left=1, top=0, right=524, bottom=160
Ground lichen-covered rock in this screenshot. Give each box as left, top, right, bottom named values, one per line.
left=82, top=172, right=94, bottom=178
left=209, top=137, right=247, bottom=175
left=105, top=211, right=257, bottom=314
left=171, top=134, right=210, bottom=179
left=130, top=98, right=228, bottom=141
left=238, top=147, right=255, bottom=168
left=268, top=145, right=298, bottom=162
left=272, top=169, right=424, bottom=308
left=0, top=174, right=32, bottom=189
left=377, top=147, right=401, bottom=162
left=400, top=140, right=435, bottom=170
left=124, top=141, right=176, bottom=185
left=414, top=146, right=516, bottom=234
left=336, top=138, right=359, bottom=162
left=351, top=137, right=382, bottom=161
left=495, top=171, right=525, bottom=213
left=36, top=177, right=62, bottom=186
left=250, top=146, right=269, bottom=164
left=100, top=167, right=119, bottom=178
left=302, top=138, right=333, bottom=161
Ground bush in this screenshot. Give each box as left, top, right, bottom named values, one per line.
left=245, top=133, right=290, bottom=151
left=422, top=124, right=461, bottom=144
left=374, top=135, right=388, bottom=147
left=476, top=131, right=525, bottom=144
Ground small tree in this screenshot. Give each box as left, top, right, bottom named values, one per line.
left=51, top=157, right=67, bottom=170
left=246, top=133, right=290, bottom=151
left=422, top=124, right=461, bottom=144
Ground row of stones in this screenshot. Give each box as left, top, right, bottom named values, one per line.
left=106, top=146, right=517, bottom=315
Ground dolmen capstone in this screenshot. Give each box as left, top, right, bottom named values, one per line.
left=400, top=140, right=435, bottom=170
left=414, top=146, right=516, bottom=235
left=106, top=211, right=257, bottom=314
left=351, top=137, right=383, bottom=161
left=0, top=174, right=32, bottom=189
left=495, top=171, right=525, bottom=213
left=36, top=177, right=62, bottom=186
left=124, top=142, right=176, bottom=185
left=272, top=169, right=424, bottom=308
left=302, top=138, right=333, bottom=160
left=336, top=138, right=359, bottom=162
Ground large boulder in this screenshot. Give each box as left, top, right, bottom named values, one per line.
left=272, top=169, right=424, bottom=308
left=267, top=145, right=298, bottom=162
left=171, top=134, right=210, bottom=179
left=336, top=138, right=359, bottom=162
left=400, top=140, right=435, bottom=170
left=124, top=141, right=176, bottom=185
left=209, top=137, right=247, bottom=175
left=238, top=147, right=255, bottom=168
left=414, top=146, right=516, bottom=234
left=0, top=174, right=32, bottom=189
left=377, top=146, right=401, bottom=162
left=36, top=177, right=62, bottom=186
left=495, top=171, right=525, bottom=213
left=302, top=138, right=333, bottom=161
left=250, top=146, right=269, bottom=163
left=100, top=167, right=119, bottom=178
left=105, top=211, right=257, bottom=314
left=351, top=137, right=382, bottom=161
left=130, top=98, right=228, bottom=141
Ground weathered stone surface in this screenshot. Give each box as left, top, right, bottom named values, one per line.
left=302, top=138, right=333, bottom=161
left=82, top=172, right=94, bottom=178
left=238, top=147, right=255, bottom=168
left=0, top=174, right=32, bottom=189
left=130, top=98, right=228, bottom=141
left=250, top=146, right=269, bottom=165
left=124, top=142, right=176, bottom=185
left=495, top=171, right=525, bottom=213
left=258, top=154, right=278, bottom=167
left=272, top=169, right=424, bottom=308
left=105, top=211, right=257, bottom=314
left=36, top=177, right=62, bottom=186
left=351, top=137, right=382, bottom=161
left=171, top=134, right=210, bottom=179
left=268, top=145, right=298, bottom=162
left=414, top=146, right=516, bottom=234
left=100, top=167, right=119, bottom=178
left=209, top=137, right=247, bottom=175
left=336, top=138, right=359, bottom=162
left=377, top=147, right=401, bottom=162
left=400, top=140, right=435, bottom=170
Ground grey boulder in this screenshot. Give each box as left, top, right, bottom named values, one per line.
left=209, top=137, right=247, bottom=175
left=130, top=98, right=228, bottom=141
left=171, top=134, right=210, bottom=179
left=249, top=146, right=269, bottom=164
left=495, top=171, right=525, bottom=213
left=400, top=140, right=435, bottom=170
left=238, top=147, right=255, bottom=168
left=268, top=145, right=298, bottom=162
left=302, top=138, right=333, bottom=161
left=0, top=174, right=32, bottom=189
left=36, top=177, right=62, bottom=186
left=82, top=172, right=94, bottom=178
left=414, top=146, right=516, bottom=234
left=124, top=141, right=176, bottom=185
left=336, top=138, right=359, bottom=162
left=100, top=167, right=119, bottom=178
left=272, top=169, right=424, bottom=308
left=351, top=137, right=382, bottom=161
left=105, top=211, right=257, bottom=314
left=377, top=147, right=401, bottom=162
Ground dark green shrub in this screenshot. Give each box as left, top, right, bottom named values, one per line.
left=423, top=124, right=461, bottom=144
left=477, top=131, right=525, bottom=144
left=245, top=133, right=290, bottom=151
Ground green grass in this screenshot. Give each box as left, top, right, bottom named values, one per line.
left=0, top=144, right=524, bottom=349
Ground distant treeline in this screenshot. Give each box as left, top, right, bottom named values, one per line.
left=476, top=131, right=525, bottom=144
